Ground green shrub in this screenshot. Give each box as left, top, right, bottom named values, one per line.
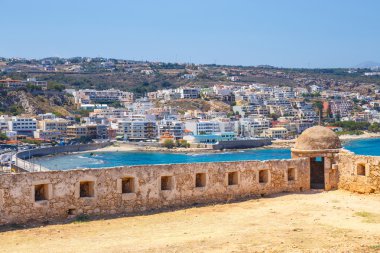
left=74, top=214, right=90, bottom=223
left=162, top=139, right=175, bottom=149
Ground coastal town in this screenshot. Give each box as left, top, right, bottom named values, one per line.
left=1, top=57, right=380, bottom=170
left=2, top=1, right=380, bottom=252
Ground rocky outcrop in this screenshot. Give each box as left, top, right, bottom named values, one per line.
left=14, top=91, right=36, bottom=114
left=0, top=90, right=74, bottom=116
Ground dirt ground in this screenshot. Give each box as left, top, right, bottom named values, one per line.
left=1, top=190, right=380, bottom=253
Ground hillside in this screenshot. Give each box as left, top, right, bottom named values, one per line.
left=2, top=57, right=380, bottom=96
left=157, top=99, right=231, bottom=114
left=0, top=90, right=75, bottom=116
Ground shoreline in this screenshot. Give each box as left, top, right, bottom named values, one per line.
left=92, top=143, right=218, bottom=154
left=91, top=133, right=380, bottom=154
left=266, top=132, right=380, bottom=149
left=35, top=133, right=380, bottom=159
left=338, top=131, right=380, bottom=142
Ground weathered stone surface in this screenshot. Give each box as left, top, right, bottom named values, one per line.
left=0, top=159, right=309, bottom=226
left=337, top=150, right=380, bottom=194
left=293, top=126, right=341, bottom=151
left=2, top=126, right=379, bottom=226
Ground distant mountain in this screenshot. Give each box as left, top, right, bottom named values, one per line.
left=354, top=61, right=380, bottom=69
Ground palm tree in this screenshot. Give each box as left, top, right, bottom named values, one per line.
left=313, top=101, right=323, bottom=125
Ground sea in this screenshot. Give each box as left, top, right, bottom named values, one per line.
left=34, top=138, right=380, bottom=170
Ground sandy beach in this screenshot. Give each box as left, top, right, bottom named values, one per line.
left=338, top=131, right=380, bottom=141
left=268, top=131, right=380, bottom=149
left=95, top=142, right=215, bottom=153
left=92, top=131, right=380, bottom=154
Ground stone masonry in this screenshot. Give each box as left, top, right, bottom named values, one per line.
left=0, top=159, right=309, bottom=225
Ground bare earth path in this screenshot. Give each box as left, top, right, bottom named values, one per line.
left=1, top=190, right=380, bottom=252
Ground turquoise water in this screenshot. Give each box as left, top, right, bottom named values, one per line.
left=35, top=149, right=291, bottom=170
left=34, top=138, right=380, bottom=170
left=342, top=138, right=380, bottom=156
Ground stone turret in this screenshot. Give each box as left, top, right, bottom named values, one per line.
left=291, top=126, right=342, bottom=190
left=292, top=126, right=341, bottom=152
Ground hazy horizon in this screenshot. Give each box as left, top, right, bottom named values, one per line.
left=1, top=0, right=380, bottom=68
left=2, top=55, right=380, bottom=69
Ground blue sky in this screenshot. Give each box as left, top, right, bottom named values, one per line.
left=1, top=0, right=379, bottom=68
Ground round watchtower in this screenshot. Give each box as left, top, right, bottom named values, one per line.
left=291, top=126, right=342, bottom=190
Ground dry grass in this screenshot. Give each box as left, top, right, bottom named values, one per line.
left=355, top=211, right=380, bottom=223
left=0, top=190, right=380, bottom=253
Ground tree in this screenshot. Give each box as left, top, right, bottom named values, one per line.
left=161, top=81, right=172, bottom=88
left=269, top=113, right=278, bottom=121
left=0, top=133, right=8, bottom=141
left=26, top=84, right=42, bottom=91
left=47, top=82, right=65, bottom=91
left=109, top=101, right=123, bottom=108
left=369, top=122, right=380, bottom=133
left=162, top=139, right=175, bottom=149
left=333, top=121, right=370, bottom=131
left=313, top=101, right=324, bottom=123
left=176, top=139, right=190, bottom=148
left=78, top=136, right=93, bottom=144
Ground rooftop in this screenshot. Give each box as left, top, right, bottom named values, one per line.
left=293, top=126, right=341, bottom=151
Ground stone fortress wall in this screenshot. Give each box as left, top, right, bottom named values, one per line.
left=16, top=142, right=111, bottom=160
left=0, top=159, right=309, bottom=226
left=337, top=150, right=380, bottom=194
left=291, top=149, right=380, bottom=194
left=212, top=139, right=272, bottom=150
left=1, top=126, right=380, bottom=226
left=14, top=142, right=111, bottom=172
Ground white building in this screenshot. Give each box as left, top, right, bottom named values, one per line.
left=183, top=132, right=236, bottom=144
left=117, top=121, right=157, bottom=141
left=185, top=121, right=221, bottom=135
left=74, top=89, right=134, bottom=104
left=39, top=118, right=69, bottom=132
left=0, top=117, right=9, bottom=132
left=177, top=88, right=200, bottom=99
left=310, top=85, right=322, bottom=93
left=158, top=120, right=185, bottom=139
left=262, top=127, right=288, bottom=139
left=8, top=117, right=37, bottom=135
left=37, top=113, right=56, bottom=120
left=129, top=97, right=153, bottom=115
left=90, top=108, right=127, bottom=119
left=239, top=117, right=271, bottom=138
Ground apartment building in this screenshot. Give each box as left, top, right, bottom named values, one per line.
left=8, top=117, right=37, bottom=136
left=37, top=113, right=56, bottom=120
left=25, top=78, right=48, bottom=90
left=33, top=130, right=63, bottom=141
left=177, top=88, right=200, bottom=99
left=158, top=120, right=185, bottom=139
left=0, top=117, right=9, bottom=132
left=262, top=127, right=288, bottom=139
left=0, top=79, right=24, bottom=88
left=89, top=108, right=127, bottom=118
left=0, top=78, right=47, bottom=90
left=185, top=121, right=221, bottom=135
left=75, top=89, right=134, bottom=104
left=239, top=117, right=271, bottom=138
left=330, top=100, right=353, bottom=118
left=66, top=125, right=88, bottom=139
left=129, top=97, right=153, bottom=115
left=39, top=119, right=69, bottom=133
left=118, top=121, right=157, bottom=141
left=183, top=132, right=236, bottom=144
